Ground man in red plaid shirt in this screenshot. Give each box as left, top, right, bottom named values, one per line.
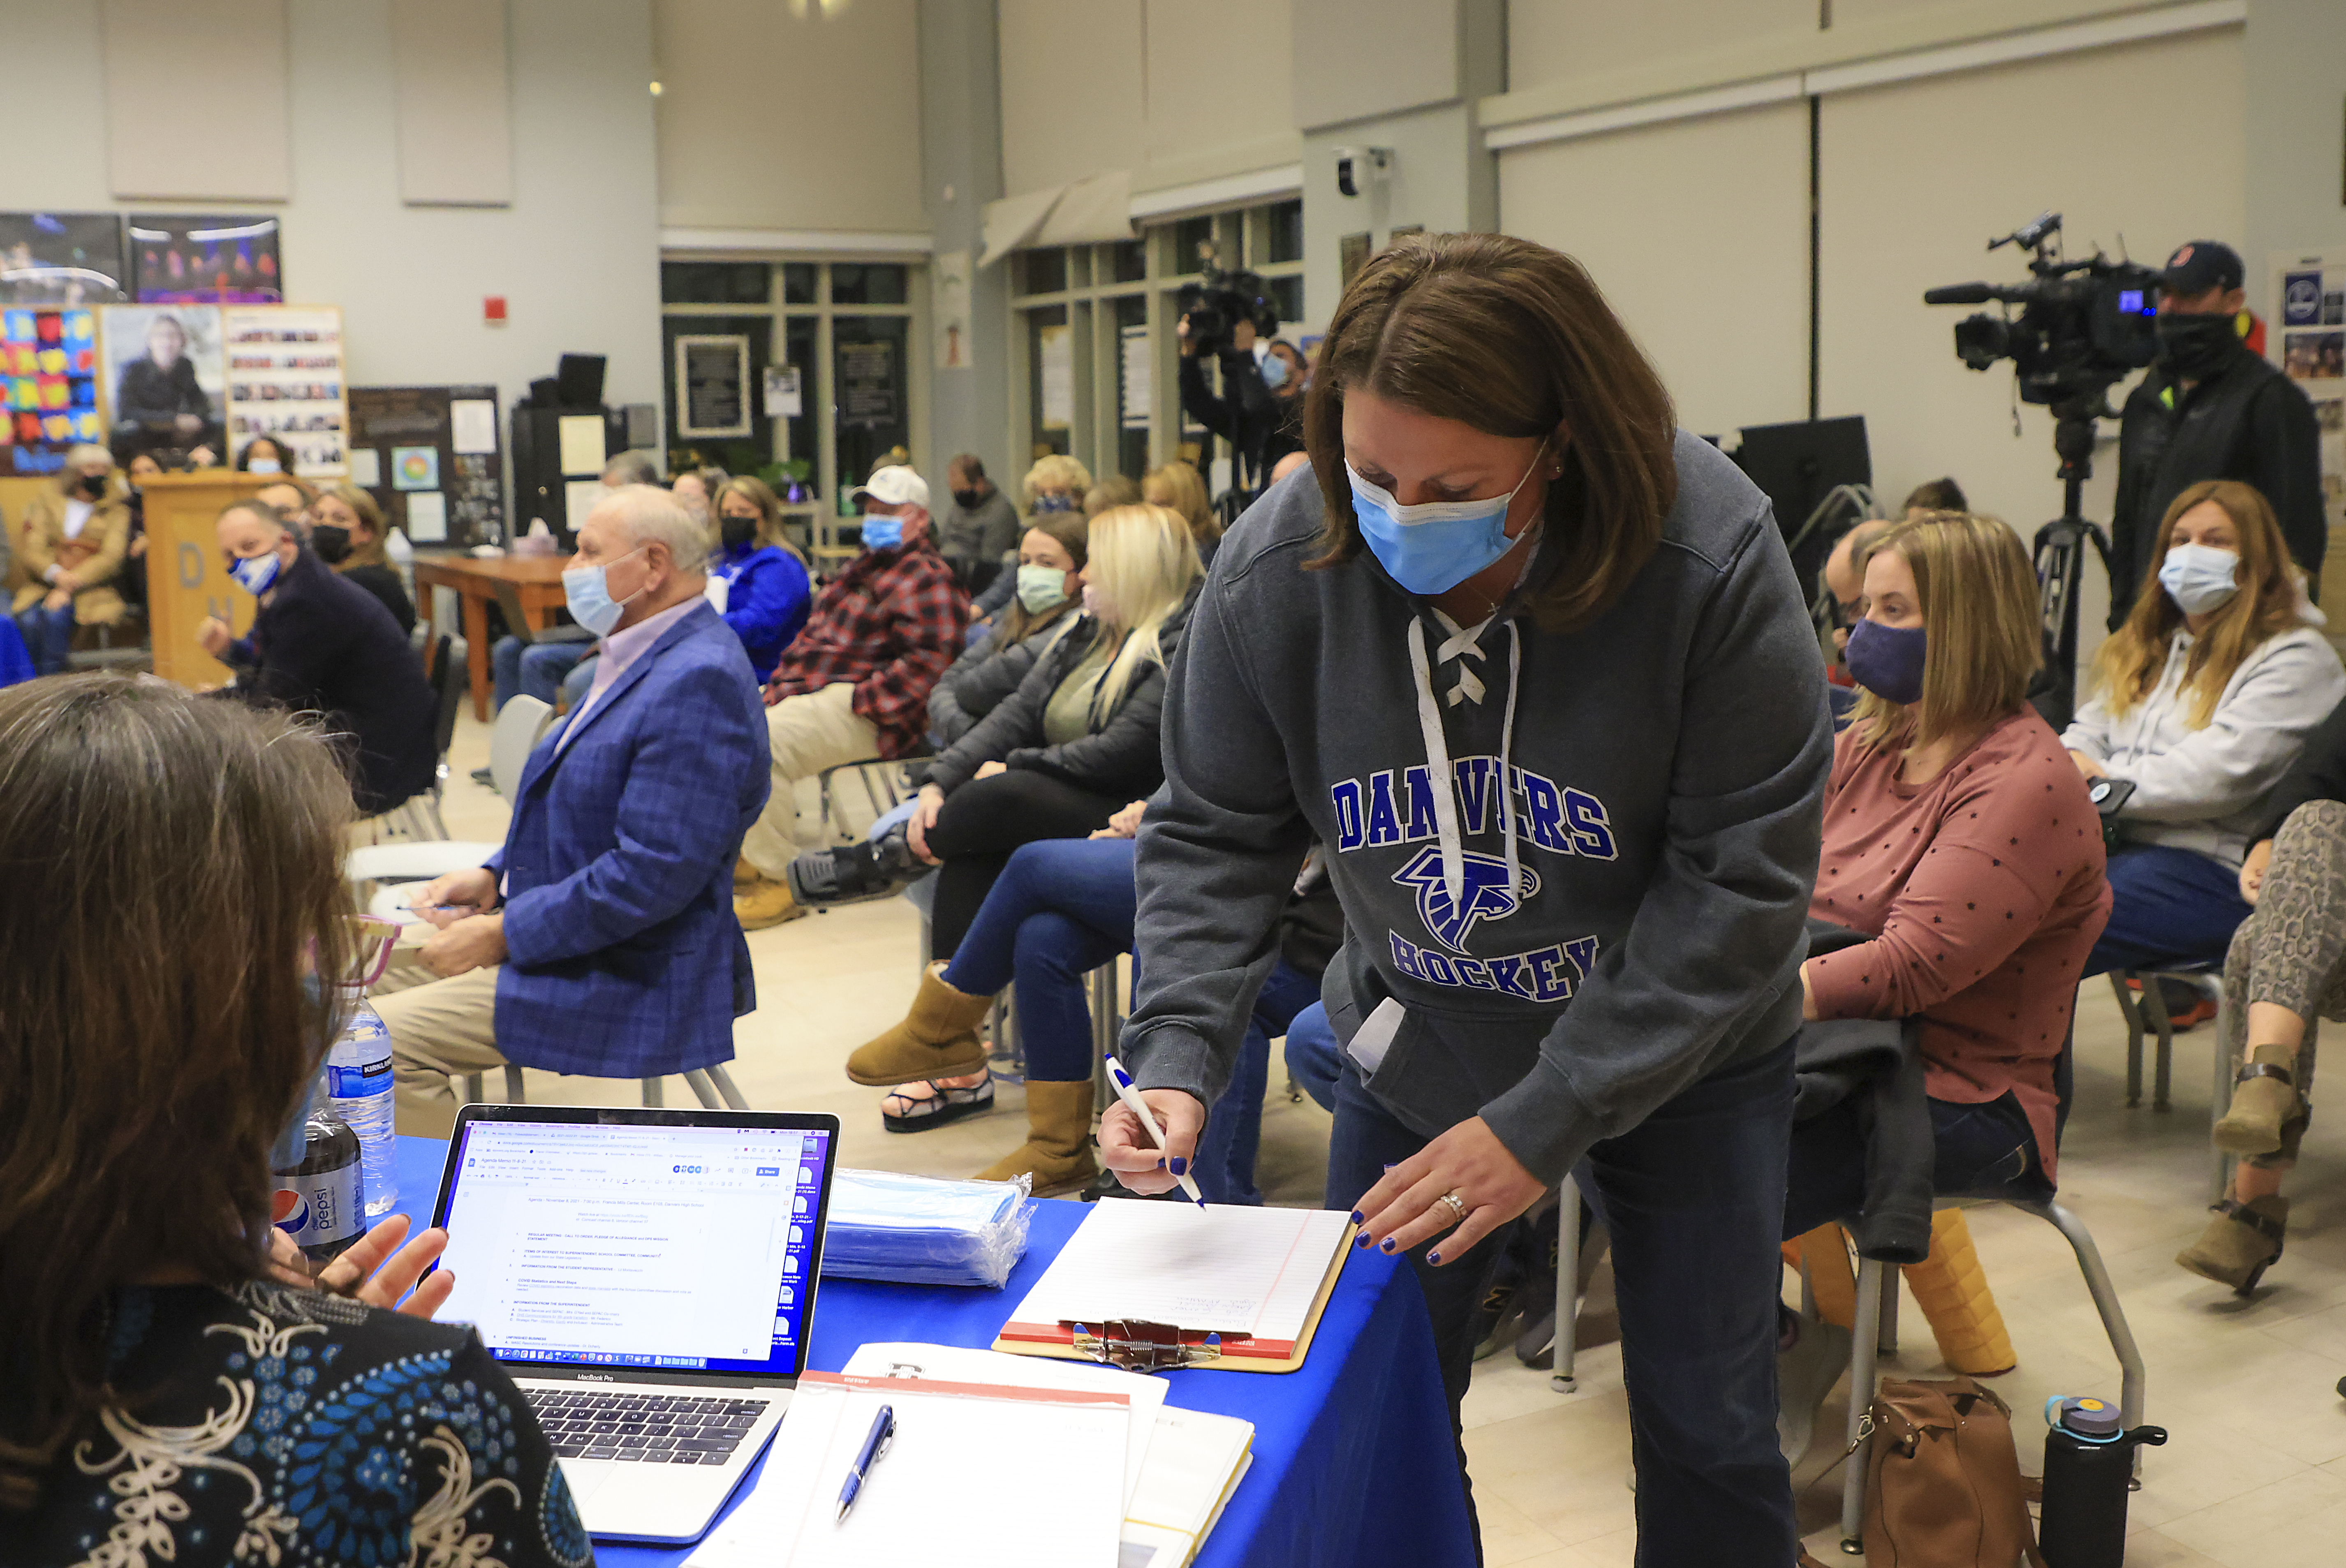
left=736, top=465, right=968, bottom=928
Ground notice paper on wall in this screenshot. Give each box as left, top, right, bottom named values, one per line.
left=403, top=490, right=447, bottom=543
left=556, top=412, right=605, bottom=477
left=1040, top=322, right=1074, bottom=430
left=763, top=364, right=802, bottom=418
left=347, top=446, right=380, bottom=488
left=449, top=397, right=497, bottom=454
left=565, top=479, right=606, bottom=528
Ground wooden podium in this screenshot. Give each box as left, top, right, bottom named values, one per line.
left=141, top=471, right=275, bottom=688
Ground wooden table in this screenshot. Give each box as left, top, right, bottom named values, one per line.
left=413, top=552, right=570, bottom=720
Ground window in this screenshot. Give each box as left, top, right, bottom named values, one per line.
left=659, top=259, right=924, bottom=552
left=1006, top=199, right=1304, bottom=497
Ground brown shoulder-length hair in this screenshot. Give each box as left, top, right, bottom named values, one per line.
left=1848, top=513, right=2041, bottom=752
left=2090, top=479, right=2299, bottom=730
left=0, top=677, right=356, bottom=1512
left=1002, top=509, right=1090, bottom=645
left=1303, top=232, right=1679, bottom=632
left=319, top=481, right=391, bottom=570
left=713, top=474, right=809, bottom=568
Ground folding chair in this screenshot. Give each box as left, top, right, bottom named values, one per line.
left=2107, top=964, right=2232, bottom=1200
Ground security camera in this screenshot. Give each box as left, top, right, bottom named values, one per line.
left=1335, top=147, right=1390, bottom=199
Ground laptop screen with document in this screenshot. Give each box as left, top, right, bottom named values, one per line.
left=430, top=1109, right=837, bottom=1381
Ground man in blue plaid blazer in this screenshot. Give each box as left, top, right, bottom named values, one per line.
left=382, top=487, right=772, bottom=1136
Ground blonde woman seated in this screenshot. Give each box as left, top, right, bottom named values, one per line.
left=1143, top=459, right=1222, bottom=564
left=2176, top=689, right=2346, bottom=1290
left=846, top=504, right=1202, bottom=1129
left=2064, top=480, right=2345, bottom=989
left=969, top=453, right=1094, bottom=626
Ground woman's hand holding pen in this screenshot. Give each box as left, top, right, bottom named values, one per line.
left=1352, top=1117, right=1545, bottom=1266
left=1097, top=1089, right=1207, bottom=1196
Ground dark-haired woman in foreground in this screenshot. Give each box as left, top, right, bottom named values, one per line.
left=0, top=676, right=587, bottom=1566
left=1101, top=233, right=1830, bottom=1562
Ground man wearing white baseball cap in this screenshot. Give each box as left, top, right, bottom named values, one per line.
left=736, top=463, right=968, bottom=928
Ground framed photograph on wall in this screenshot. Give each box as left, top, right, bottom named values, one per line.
left=0, top=213, right=127, bottom=306
left=674, top=333, right=751, bottom=439
left=129, top=215, right=282, bottom=304
left=98, top=303, right=225, bottom=465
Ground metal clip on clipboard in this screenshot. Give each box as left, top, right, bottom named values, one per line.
left=1069, top=1320, right=1225, bottom=1373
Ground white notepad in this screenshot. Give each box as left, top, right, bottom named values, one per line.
left=1117, top=1407, right=1256, bottom=1568
left=1005, top=1202, right=1356, bottom=1348
left=685, top=1372, right=1128, bottom=1568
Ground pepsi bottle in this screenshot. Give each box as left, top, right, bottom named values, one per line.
left=2038, top=1396, right=2167, bottom=1568
left=271, top=1103, right=363, bottom=1264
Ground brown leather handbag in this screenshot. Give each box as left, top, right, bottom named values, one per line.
left=1862, top=1376, right=2048, bottom=1567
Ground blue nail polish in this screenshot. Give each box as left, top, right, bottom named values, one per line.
left=1348, top=1210, right=1363, bottom=1225
left=1154, top=1158, right=1165, bottom=1169
left=1355, top=1233, right=1372, bottom=1248
left=1168, top=1156, right=1187, bottom=1176
left=1380, top=1238, right=1396, bottom=1253
left=1427, top=1251, right=1443, bottom=1265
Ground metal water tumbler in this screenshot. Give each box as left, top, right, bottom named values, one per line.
left=2038, top=1396, right=2168, bottom=1568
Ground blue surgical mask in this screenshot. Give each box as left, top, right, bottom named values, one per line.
left=1844, top=617, right=1928, bottom=705
left=561, top=547, right=645, bottom=636
left=862, top=512, right=906, bottom=552
left=1016, top=563, right=1069, bottom=615
left=1032, top=493, right=1076, bottom=515
left=228, top=549, right=284, bottom=597
left=2159, top=542, right=2241, bottom=615
left=1347, top=444, right=1546, bottom=597
left=1259, top=354, right=1290, bottom=390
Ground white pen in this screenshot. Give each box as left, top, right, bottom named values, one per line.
left=1103, top=1055, right=1206, bottom=1207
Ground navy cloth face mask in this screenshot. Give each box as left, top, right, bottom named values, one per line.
left=1844, top=617, right=1928, bottom=705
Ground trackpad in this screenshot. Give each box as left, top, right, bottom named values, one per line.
left=558, top=1458, right=615, bottom=1508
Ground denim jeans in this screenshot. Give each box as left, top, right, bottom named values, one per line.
left=1191, top=960, right=1321, bottom=1207
left=1282, top=1000, right=1342, bottom=1112
left=2085, top=843, right=2254, bottom=976
left=16, top=602, right=75, bottom=675
left=1783, top=1090, right=2048, bottom=1240
left=1325, top=1036, right=1800, bottom=1566
left=491, top=636, right=592, bottom=712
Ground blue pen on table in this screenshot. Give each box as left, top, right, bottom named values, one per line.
left=1103, top=1055, right=1207, bottom=1208
left=835, top=1404, right=895, bottom=1524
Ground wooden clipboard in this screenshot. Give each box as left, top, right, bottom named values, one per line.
left=990, top=1223, right=1353, bottom=1374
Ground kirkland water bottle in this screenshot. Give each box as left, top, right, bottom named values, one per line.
left=329, top=917, right=402, bottom=1217
left=2038, top=1396, right=2167, bottom=1568
left=271, top=1097, right=363, bottom=1263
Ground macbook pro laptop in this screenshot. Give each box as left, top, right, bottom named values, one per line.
left=430, top=1104, right=841, bottom=1544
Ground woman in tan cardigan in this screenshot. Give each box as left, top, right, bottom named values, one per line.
left=12, top=445, right=132, bottom=674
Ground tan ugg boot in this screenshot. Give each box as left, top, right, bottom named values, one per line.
left=735, top=872, right=805, bottom=930
left=975, top=1080, right=1098, bottom=1195
left=2176, top=1194, right=2289, bottom=1293
left=844, top=963, right=995, bottom=1085
left=735, top=854, right=759, bottom=888
left=2213, top=1044, right=2302, bottom=1156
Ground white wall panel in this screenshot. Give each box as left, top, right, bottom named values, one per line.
left=1508, top=0, right=1814, bottom=93
left=102, top=0, right=290, bottom=200
left=998, top=0, right=1146, bottom=196
left=391, top=0, right=512, bottom=207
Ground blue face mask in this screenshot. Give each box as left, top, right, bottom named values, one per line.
left=561, top=547, right=645, bottom=637
left=1032, top=493, right=1076, bottom=515
left=1259, top=353, right=1290, bottom=390
left=2158, top=542, right=2241, bottom=615
left=861, top=512, right=906, bottom=552
left=1844, top=617, right=1928, bottom=705
left=1347, top=444, right=1546, bottom=598
left=227, top=548, right=284, bottom=597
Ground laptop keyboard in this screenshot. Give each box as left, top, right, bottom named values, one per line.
left=527, top=1390, right=771, bottom=1464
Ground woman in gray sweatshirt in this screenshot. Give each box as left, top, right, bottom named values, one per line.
left=1099, top=234, right=1831, bottom=1563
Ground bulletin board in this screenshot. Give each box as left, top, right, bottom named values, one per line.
left=2273, top=253, right=2346, bottom=612
left=347, top=383, right=506, bottom=549
left=222, top=304, right=347, bottom=476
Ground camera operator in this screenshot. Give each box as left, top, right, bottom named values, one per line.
left=2110, top=241, right=2323, bottom=625
left=1177, top=314, right=1305, bottom=488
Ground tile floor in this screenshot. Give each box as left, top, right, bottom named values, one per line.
left=416, top=712, right=2346, bottom=1566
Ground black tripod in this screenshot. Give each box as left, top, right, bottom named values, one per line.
left=2028, top=392, right=2118, bottom=733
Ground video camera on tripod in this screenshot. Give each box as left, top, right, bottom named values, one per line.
left=1175, top=262, right=1283, bottom=360
left=1922, top=211, right=2163, bottom=729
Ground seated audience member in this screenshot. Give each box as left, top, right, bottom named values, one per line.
left=1268, top=449, right=1312, bottom=486
left=709, top=476, right=812, bottom=682
left=252, top=474, right=318, bottom=531
left=123, top=451, right=163, bottom=592
left=900, top=503, right=1199, bottom=955
left=1084, top=474, right=1143, bottom=517
left=1901, top=476, right=1967, bottom=516
left=734, top=466, right=967, bottom=929
left=928, top=509, right=1088, bottom=747
left=199, top=499, right=437, bottom=817
left=843, top=798, right=1339, bottom=1201
left=937, top=453, right=1023, bottom=593
left=2176, top=690, right=2346, bottom=1289
left=235, top=434, right=292, bottom=472
left=969, top=453, right=1094, bottom=625
left=603, top=450, right=660, bottom=488
left=670, top=464, right=724, bottom=531
left=1142, top=460, right=1222, bottom=565
left=311, top=482, right=416, bottom=633
left=1776, top=514, right=2111, bottom=1448
left=2065, top=481, right=2346, bottom=1001
left=379, top=486, right=770, bottom=1134
left=12, top=446, right=131, bottom=675
left=0, top=675, right=583, bottom=1564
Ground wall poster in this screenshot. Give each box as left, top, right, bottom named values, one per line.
left=0, top=213, right=127, bottom=306
left=347, top=383, right=506, bottom=548
left=4, top=306, right=102, bottom=476
left=130, top=215, right=282, bottom=304
left=675, top=333, right=751, bottom=439
left=99, top=303, right=225, bottom=467
left=222, top=305, right=347, bottom=475
left=2274, top=252, right=2346, bottom=609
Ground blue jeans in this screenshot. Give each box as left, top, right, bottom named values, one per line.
left=0, top=614, right=36, bottom=687
left=2084, top=843, right=2254, bottom=976
left=1326, top=1036, right=1800, bottom=1565
left=1191, top=960, right=1321, bottom=1207
left=16, top=602, right=75, bottom=675
left=1283, top=1001, right=1342, bottom=1112
left=1783, top=1091, right=2049, bottom=1240
left=492, top=636, right=592, bottom=712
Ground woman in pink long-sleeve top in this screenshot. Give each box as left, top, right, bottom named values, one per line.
left=1785, top=512, right=2112, bottom=1232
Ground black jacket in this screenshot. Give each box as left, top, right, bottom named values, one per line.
left=926, top=586, right=1197, bottom=801
left=1178, top=354, right=1303, bottom=488
left=2254, top=691, right=2346, bottom=844
left=926, top=612, right=1073, bottom=746
left=2109, top=345, right=2325, bottom=626
left=341, top=562, right=416, bottom=634
left=1795, top=920, right=1934, bottom=1264
left=224, top=549, right=439, bottom=814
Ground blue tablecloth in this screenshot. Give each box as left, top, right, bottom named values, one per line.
left=390, top=1136, right=1473, bottom=1568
